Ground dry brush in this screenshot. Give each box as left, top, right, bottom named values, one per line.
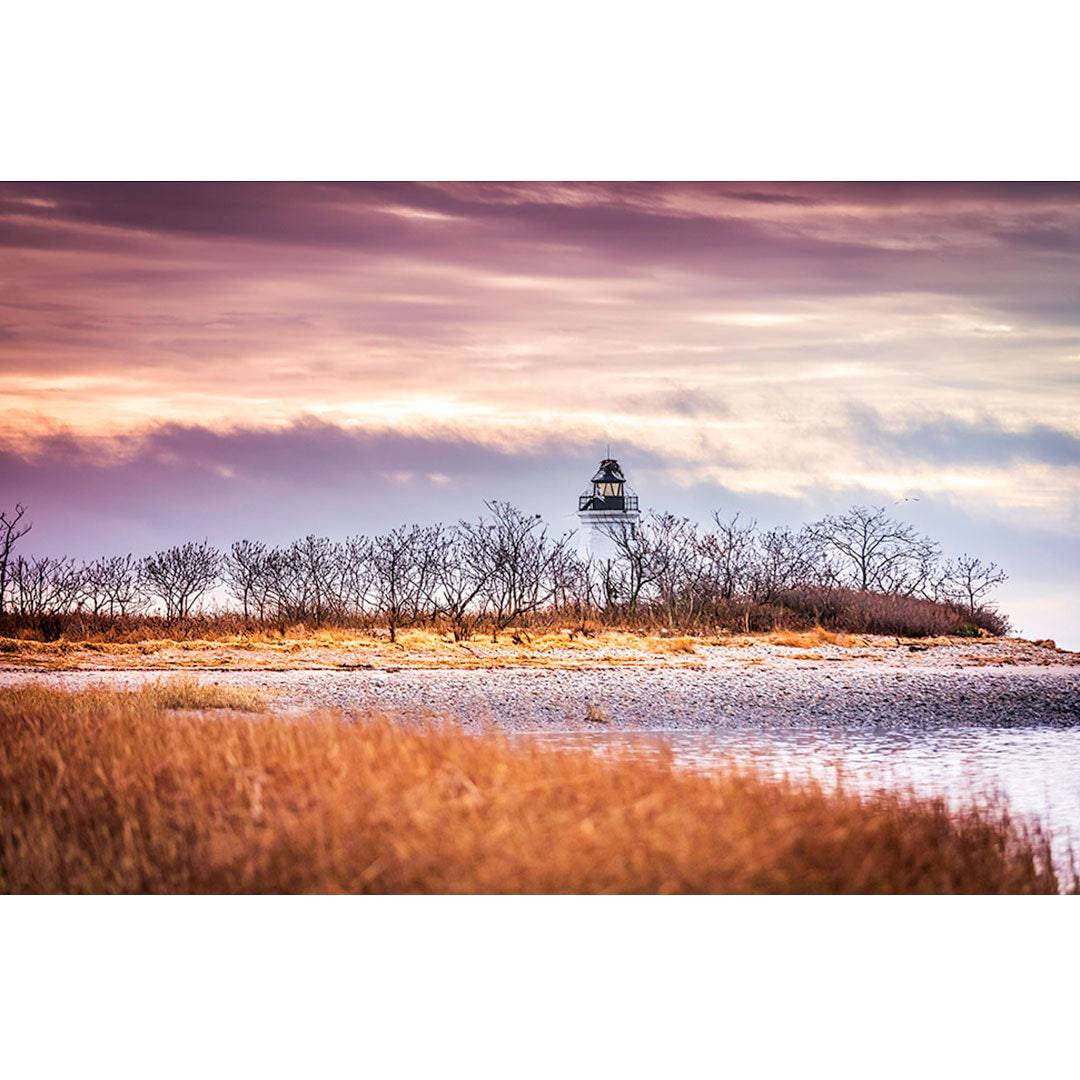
left=0, top=683, right=1068, bottom=894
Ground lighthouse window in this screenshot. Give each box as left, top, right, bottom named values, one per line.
left=598, top=482, right=620, bottom=496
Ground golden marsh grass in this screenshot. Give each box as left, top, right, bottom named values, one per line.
left=140, top=676, right=268, bottom=712
left=0, top=683, right=1070, bottom=894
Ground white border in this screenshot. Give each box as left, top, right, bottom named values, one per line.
left=4, top=1, right=1079, bottom=178
left=3, top=897, right=1077, bottom=1077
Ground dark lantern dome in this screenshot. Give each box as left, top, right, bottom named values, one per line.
left=591, top=459, right=626, bottom=485
left=578, top=457, right=638, bottom=514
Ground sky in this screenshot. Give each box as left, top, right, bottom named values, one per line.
left=0, top=182, right=1078, bottom=645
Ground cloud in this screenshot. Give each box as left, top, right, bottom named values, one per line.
left=617, top=384, right=732, bottom=420
left=0, top=421, right=669, bottom=554
left=848, top=407, right=1080, bottom=468
left=720, top=189, right=821, bottom=206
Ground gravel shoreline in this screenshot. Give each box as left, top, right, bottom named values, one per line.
left=4, top=640, right=1077, bottom=733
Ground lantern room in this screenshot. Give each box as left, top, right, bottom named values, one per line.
left=578, top=458, right=639, bottom=513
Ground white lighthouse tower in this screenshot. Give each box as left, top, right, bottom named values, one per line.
left=576, top=455, right=640, bottom=558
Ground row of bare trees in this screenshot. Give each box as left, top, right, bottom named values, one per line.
left=0, top=501, right=1008, bottom=636
left=597, top=504, right=1007, bottom=626
left=218, top=509, right=579, bottom=641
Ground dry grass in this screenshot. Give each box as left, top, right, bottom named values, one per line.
left=1, top=628, right=1067, bottom=674
left=0, top=628, right=715, bottom=671
left=651, top=636, right=700, bottom=654
left=0, top=684, right=1070, bottom=894
left=140, top=677, right=268, bottom=712
left=767, top=627, right=864, bottom=649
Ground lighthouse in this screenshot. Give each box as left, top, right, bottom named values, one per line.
left=577, top=456, right=640, bottom=558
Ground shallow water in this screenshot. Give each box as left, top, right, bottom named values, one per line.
left=525, top=724, right=1080, bottom=878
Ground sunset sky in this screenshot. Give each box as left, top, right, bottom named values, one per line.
left=1, top=182, right=1078, bottom=643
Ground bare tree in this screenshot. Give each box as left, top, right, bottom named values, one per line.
left=289, top=535, right=342, bottom=623
left=408, top=524, right=446, bottom=623
left=0, top=504, right=32, bottom=616
left=101, top=554, right=145, bottom=616
left=590, top=556, right=624, bottom=617
left=808, top=506, right=939, bottom=595
left=370, top=526, right=428, bottom=642
left=81, top=555, right=144, bottom=617
left=434, top=526, right=487, bottom=641
left=883, top=543, right=945, bottom=601
left=600, top=517, right=659, bottom=616
left=466, top=502, right=572, bottom=641
left=224, top=540, right=271, bottom=621
left=699, top=513, right=757, bottom=600
left=80, top=557, right=113, bottom=617
left=338, top=535, right=375, bottom=619
left=945, top=554, right=1008, bottom=615
left=748, top=526, right=819, bottom=602
left=8, top=555, right=83, bottom=618
left=548, top=543, right=593, bottom=632
left=646, top=513, right=701, bottom=626
left=140, top=541, right=221, bottom=619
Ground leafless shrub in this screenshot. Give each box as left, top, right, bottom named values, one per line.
left=81, top=554, right=146, bottom=618
left=370, top=525, right=440, bottom=642
left=223, top=539, right=271, bottom=622
left=7, top=556, right=85, bottom=637
left=945, top=554, right=1008, bottom=616
left=140, top=541, right=221, bottom=619
left=464, top=502, right=574, bottom=641
left=698, top=512, right=757, bottom=600
left=433, top=526, right=486, bottom=641
left=778, top=587, right=1009, bottom=638
left=807, top=505, right=940, bottom=595
left=0, top=504, right=32, bottom=617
